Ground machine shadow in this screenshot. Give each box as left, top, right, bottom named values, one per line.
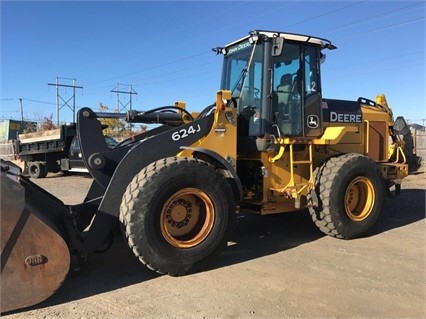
left=24, top=210, right=322, bottom=313
left=10, top=188, right=424, bottom=314
left=208, top=210, right=324, bottom=271
left=16, top=235, right=159, bottom=313
left=372, top=188, right=425, bottom=235
left=202, top=187, right=426, bottom=270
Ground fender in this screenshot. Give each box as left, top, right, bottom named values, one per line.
left=181, top=146, right=243, bottom=200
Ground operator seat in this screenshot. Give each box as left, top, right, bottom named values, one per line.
left=276, top=73, right=293, bottom=107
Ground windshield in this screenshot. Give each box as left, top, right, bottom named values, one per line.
left=220, top=40, right=264, bottom=114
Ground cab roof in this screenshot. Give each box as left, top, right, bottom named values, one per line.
left=224, top=30, right=337, bottom=50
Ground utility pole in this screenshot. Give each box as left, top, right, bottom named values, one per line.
left=110, top=83, right=138, bottom=131
left=18, top=98, right=23, bottom=122
left=48, top=77, right=83, bottom=125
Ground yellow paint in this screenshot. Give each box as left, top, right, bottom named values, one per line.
left=375, top=94, right=394, bottom=124
left=179, top=91, right=237, bottom=169
left=312, top=126, right=359, bottom=145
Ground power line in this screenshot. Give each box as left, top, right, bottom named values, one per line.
left=85, top=51, right=209, bottom=86
left=317, top=1, right=424, bottom=37
left=57, top=1, right=421, bottom=101
left=4, top=1, right=421, bottom=122
left=279, top=1, right=367, bottom=30
left=84, top=3, right=295, bottom=88
left=20, top=98, right=55, bottom=105
left=348, top=17, right=424, bottom=39
left=86, top=1, right=420, bottom=91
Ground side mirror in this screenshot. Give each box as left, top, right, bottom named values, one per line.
left=393, top=116, right=410, bottom=135
left=272, top=37, right=284, bottom=57
left=320, top=53, right=326, bottom=64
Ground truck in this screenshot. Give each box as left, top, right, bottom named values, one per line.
left=1, top=30, right=411, bottom=313
left=15, top=124, right=117, bottom=178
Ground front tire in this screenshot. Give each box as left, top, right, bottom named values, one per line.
left=120, top=157, right=235, bottom=275
left=309, top=154, right=385, bottom=239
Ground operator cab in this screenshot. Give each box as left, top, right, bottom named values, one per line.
left=216, top=30, right=336, bottom=139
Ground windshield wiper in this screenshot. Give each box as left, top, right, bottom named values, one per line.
left=231, top=68, right=247, bottom=95
left=235, top=42, right=257, bottom=100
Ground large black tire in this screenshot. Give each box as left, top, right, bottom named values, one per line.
left=119, top=157, right=235, bottom=276
left=309, top=153, right=385, bottom=239
left=28, top=161, right=47, bottom=178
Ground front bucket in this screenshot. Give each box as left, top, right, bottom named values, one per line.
left=1, top=163, right=71, bottom=313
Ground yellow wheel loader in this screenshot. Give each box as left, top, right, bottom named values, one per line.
left=1, top=30, right=410, bottom=313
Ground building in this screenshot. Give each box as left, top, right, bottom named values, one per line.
left=0, top=119, right=37, bottom=141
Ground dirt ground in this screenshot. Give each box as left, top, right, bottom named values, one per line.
left=3, top=168, right=426, bottom=319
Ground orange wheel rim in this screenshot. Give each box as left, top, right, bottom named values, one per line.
left=160, top=188, right=215, bottom=248
left=344, top=177, right=375, bottom=221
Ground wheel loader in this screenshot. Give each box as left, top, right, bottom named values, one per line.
left=1, top=30, right=410, bottom=313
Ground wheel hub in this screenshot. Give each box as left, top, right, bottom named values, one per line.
left=165, top=199, right=192, bottom=228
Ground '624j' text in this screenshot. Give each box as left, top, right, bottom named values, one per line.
left=171, top=124, right=201, bottom=141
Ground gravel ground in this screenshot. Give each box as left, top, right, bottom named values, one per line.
left=2, top=168, right=425, bottom=319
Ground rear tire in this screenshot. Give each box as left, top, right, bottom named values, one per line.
left=309, top=154, right=385, bottom=239
left=28, top=161, right=47, bottom=178
left=120, top=157, right=235, bottom=275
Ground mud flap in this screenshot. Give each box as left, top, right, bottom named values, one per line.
left=1, top=164, right=71, bottom=313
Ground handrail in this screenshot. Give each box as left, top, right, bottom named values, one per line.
left=394, top=145, right=407, bottom=164
left=270, top=143, right=314, bottom=200
left=364, top=119, right=370, bottom=155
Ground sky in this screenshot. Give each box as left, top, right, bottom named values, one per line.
left=1, top=0, right=425, bottom=126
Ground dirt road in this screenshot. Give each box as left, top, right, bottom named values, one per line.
left=3, top=170, right=426, bottom=318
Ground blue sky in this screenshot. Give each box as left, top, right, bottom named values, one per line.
left=1, top=0, right=425, bottom=125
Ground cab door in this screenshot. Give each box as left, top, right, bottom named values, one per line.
left=272, top=42, right=324, bottom=137
left=302, top=45, right=323, bottom=138
left=68, top=136, right=86, bottom=170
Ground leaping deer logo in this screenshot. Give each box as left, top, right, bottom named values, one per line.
left=308, top=115, right=319, bottom=128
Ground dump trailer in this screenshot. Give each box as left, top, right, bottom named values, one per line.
left=1, top=30, right=411, bottom=313
left=15, top=124, right=77, bottom=178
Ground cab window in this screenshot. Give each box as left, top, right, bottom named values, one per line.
left=272, top=42, right=302, bottom=135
